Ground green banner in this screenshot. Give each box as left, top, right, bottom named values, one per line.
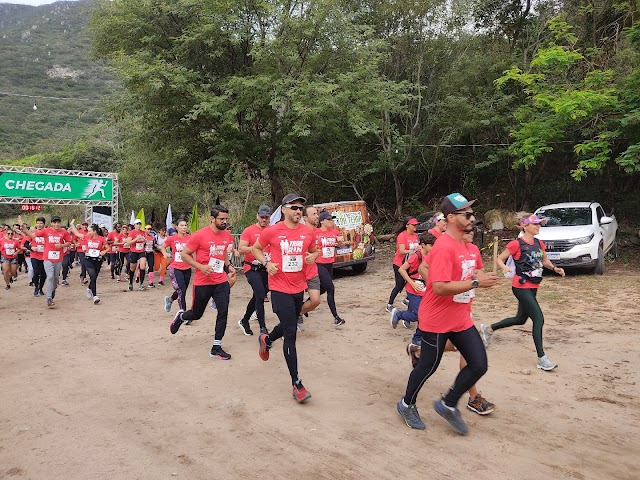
left=0, top=172, right=113, bottom=201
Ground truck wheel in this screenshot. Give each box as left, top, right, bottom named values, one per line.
left=593, top=245, right=605, bottom=275
left=352, top=263, right=367, bottom=274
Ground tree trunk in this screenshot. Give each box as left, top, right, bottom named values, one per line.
left=268, top=167, right=284, bottom=210
left=392, top=167, right=403, bottom=219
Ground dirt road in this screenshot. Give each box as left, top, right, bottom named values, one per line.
left=1, top=246, right=638, bottom=479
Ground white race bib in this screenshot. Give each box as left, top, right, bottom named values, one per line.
left=174, top=252, right=182, bottom=262
left=5, top=247, right=15, bottom=256
left=453, top=290, right=474, bottom=304
left=111, top=245, right=118, bottom=253
left=135, top=242, right=144, bottom=250
left=282, top=254, right=303, bottom=272
left=87, top=248, right=100, bottom=258
left=322, top=247, right=334, bottom=259
left=36, top=245, right=45, bottom=253
left=48, top=250, right=61, bottom=260
left=208, top=257, right=225, bottom=273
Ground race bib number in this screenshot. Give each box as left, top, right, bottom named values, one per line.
left=414, top=280, right=426, bottom=292
left=282, top=254, right=303, bottom=272
left=36, top=245, right=45, bottom=253
left=48, top=250, right=61, bottom=260
left=174, top=252, right=182, bottom=263
left=87, top=248, right=100, bottom=258
left=111, top=245, right=118, bottom=253
left=135, top=242, right=144, bottom=250
left=322, top=247, right=334, bottom=259
left=5, top=247, right=15, bottom=256
left=145, top=244, right=153, bottom=253
left=208, top=257, right=225, bottom=273
left=453, top=290, right=475, bottom=304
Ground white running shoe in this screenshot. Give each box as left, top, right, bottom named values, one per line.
left=93, top=296, right=100, bottom=305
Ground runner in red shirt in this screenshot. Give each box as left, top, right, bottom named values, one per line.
left=161, top=219, right=192, bottom=312
left=29, top=217, right=47, bottom=296
left=428, top=212, right=446, bottom=238
left=252, top=194, right=319, bottom=403
left=396, top=193, right=497, bottom=434
left=21, top=215, right=73, bottom=307
left=315, top=211, right=346, bottom=326
left=297, top=206, right=321, bottom=331
left=237, top=205, right=272, bottom=336
left=126, top=219, right=148, bottom=290
left=387, top=217, right=419, bottom=312
left=1, top=228, right=22, bottom=289
left=71, top=220, right=109, bottom=304
left=106, top=224, right=121, bottom=280
left=169, top=207, right=236, bottom=360
left=74, top=222, right=89, bottom=286
left=115, top=224, right=130, bottom=281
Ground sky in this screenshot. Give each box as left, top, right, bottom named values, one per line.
left=0, top=0, right=79, bottom=5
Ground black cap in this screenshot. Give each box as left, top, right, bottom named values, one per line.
left=257, top=204, right=272, bottom=216
left=319, top=211, right=336, bottom=222
left=281, top=193, right=306, bottom=205
left=51, top=216, right=61, bottom=222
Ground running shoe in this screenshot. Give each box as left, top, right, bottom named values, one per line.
left=47, top=298, right=55, bottom=308
left=61, top=279, right=69, bottom=286
left=297, top=316, right=305, bottom=331
left=537, top=355, right=558, bottom=371
left=258, top=333, right=271, bottom=361
left=385, top=304, right=394, bottom=313
left=33, top=287, right=39, bottom=297
left=117, top=276, right=121, bottom=282
left=148, top=283, right=155, bottom=288
left=480, top=324, right=493, bottom=347
left=86, top=287, right=92, bottom=299
left=139, top=284, right=146, bottom=291
left=170, top=309, right=184, bottom=334
left=406, top=343, right=420, bottom=368
left=128, top=284, right=133, bottom=291
left=390, top=308, right=400, bottom=329
left=93, top=296, right=100, bottom=305
left=210, top=300, right=217, bottom=309
left=402, top=298, right=410, bottom=307
left=38, top=289, right=44, bottom=296
left=210, top=345, right=231, bottom=360
left=433, top=399, right=468, bottom=435
left=292, top=383, right=311, bottom=403
left=402, top=319, right=411, bottom=329
left=5, top=285, right=10, bottom=290
left=238, top=319, right=253, bottom=336
left=259, top=327, right=269, bottom=335
left=396, top=400, right=425, bottom=430
left=249, top=311, right=258, bottom=322
left=158, top=281, right=164, bottom=286
left=111, top=275, right=115, bottom=280
left=467, top=393, right=495, bottom=415
left=29, top=282, right=34, bottom=287
left=334, top=316, right=346, bottom=327
left=164, top=296, right=172, bottom=313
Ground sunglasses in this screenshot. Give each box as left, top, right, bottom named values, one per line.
left=451, top=211, right=475, bottom=219
left=284, top=205, right=304, bottom=211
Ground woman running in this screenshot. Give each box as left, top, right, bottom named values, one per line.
left=153, top=226, right=169, bottom=286
left=1, top=227, right=22, bottom=289
left=71, top=221, right=109, bottom=304
left=161, top=219, right=192, bottom=313
left=386, top=217, right=419, bottom=312
left=480, top=214, right=565, bottom=371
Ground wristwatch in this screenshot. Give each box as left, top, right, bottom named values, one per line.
left=471, top=278, right=480, bottom=289
left=262, top=260, right=269, bottom=267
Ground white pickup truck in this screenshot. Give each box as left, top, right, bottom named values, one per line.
left=534, top=202, right=618, bottom=275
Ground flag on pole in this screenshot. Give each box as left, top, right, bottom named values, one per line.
left=190, top=204, right=199, bottom=233
left=136, top=208, right=145, bottom=225
left=130, top=210, right=135, bottom=225
left=166, top=204, right=173, bottom=231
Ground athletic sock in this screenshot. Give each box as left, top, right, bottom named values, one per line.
left=139, top=270, right=146, bottom=284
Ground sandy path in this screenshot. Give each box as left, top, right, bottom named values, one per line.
left=1, top=247, right=638, bottom=480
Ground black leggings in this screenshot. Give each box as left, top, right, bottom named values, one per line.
left=109, top=253, right=119, bottom=277
left=267, top=291, right=304, bottom=384
left=318, top=263, right=338, bottom=317
left=32, top=258, right=46, bottom=290
left=62, top=252, right=74, bottom=280
left=403, top=326, right=488, bottom=408
left=78, top=252, right=87, bottom=279
left=181, top=282, right=230, bottom=341
left=146, top=252, right=155, bottom=272
left=117, top=252, right=127, bottom=275
left=388, top=264, right=406, bottom=305
left=242, top=269, right=269, bottom=329
left=491, top=287, right=545, bottom=358
left=169, top=266, right=191, bottom=311
left=84, top=257, right=102, bottom=296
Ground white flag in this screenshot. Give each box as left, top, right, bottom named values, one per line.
left=166, top=204, right=173, bottom=231
left=130, top=210, right=135, bottom=225
left=270, top=205, right=283, bottom=225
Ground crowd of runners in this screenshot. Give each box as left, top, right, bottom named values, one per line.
left=0, top=190, right=565, bottom=434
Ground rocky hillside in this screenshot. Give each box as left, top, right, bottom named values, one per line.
left=0, top=0, right=115, bottom=161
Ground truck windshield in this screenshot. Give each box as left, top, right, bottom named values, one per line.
left=537, top=208, right=591, bottom=227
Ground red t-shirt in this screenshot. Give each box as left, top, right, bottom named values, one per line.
left=106, top=230, right=120, bottom=254
left=393, top=231, right=419, bottom=267
left=164, top=234, right=191, bottom=270
left=30, top=230, right=46, bottom=260
left=127, top=229, right=147, bottom=253
left=258, top=222, right=316, bottom=294
left=240, top=224, right=270, bottom=273
left=1, top=238, right=21, bottom=259
left=418, top=233, right=480, bottom=333
left=186, top=227, right=233, bottom=286
left=77, top=231, right=89, bottom=253
left=403, top=252, right=426, bottom=297
left=507, top=238, right=546, bottom=289
left=144, top=234, right=155, bottom=253
left=85, top=236, right=107, bottom=258
left=428, top=228, right=443, bottom=238
left=118, top=232, right=130, bottom=253
left=315, top=228, right=340, bottom=264
left=33, top=227, right=72, bottom=263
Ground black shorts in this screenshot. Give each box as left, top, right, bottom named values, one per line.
left=127, top=251, right=145, bottom=264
